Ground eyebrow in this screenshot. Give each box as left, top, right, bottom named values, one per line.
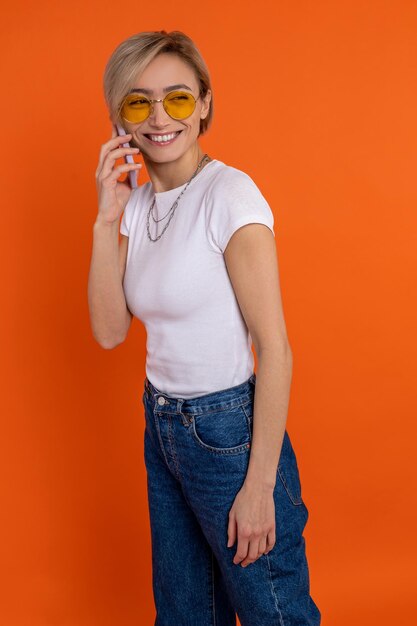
left=128, top=83, right=193, bottom=95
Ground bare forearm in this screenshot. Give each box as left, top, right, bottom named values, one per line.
left=88, top=219, right=130, bottom=348
left=245, top=344, right=293, bottom=490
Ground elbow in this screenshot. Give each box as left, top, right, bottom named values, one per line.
left=100, top=336, right=126, bottom=350
left=256, top=337, right=293, bottom=360
left=257, top=339, right=293, bottom=372
left=92, top=332, right=126, bottom=350
left=283, top=341, right=293, bottom=367
left=95, top=319, right=130, bottom=349
left=100, top=340, right=118, bottom=350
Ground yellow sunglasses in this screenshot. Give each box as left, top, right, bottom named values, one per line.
left=119, top=90, right=200, bottom=124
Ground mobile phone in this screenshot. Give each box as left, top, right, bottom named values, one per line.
left=116, top=123, right=139, bottom=189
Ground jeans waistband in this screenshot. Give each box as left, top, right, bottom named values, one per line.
left=144, top=373, right=256, bottom=416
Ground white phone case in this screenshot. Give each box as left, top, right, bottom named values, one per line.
left=116, top=123, right=138, bottom=189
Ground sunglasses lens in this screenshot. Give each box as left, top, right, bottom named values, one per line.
left=121, top=94, right=150, bottom=123
left=164, top=91, right=196, bottom=119
left=120, top=91, right=197, bottom=123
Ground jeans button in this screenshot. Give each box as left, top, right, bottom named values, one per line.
left=157, top=396, right=167, bottom=406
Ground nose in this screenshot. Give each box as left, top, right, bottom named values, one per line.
left=148, top=99, right=170, bottom=126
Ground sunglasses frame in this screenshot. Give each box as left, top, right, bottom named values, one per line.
left=120, top=90, right=201, bottom=124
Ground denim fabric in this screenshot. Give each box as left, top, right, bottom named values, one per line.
left=142, top=372, right=321, bottom=626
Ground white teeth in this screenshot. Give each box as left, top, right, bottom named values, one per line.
left=149, top=132, right=179, bottom=143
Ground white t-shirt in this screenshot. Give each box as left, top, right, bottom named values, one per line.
left=120, top=158, right=275, bottom=398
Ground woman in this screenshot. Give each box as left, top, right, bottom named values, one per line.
left=88, top=30, right=321, bottom=625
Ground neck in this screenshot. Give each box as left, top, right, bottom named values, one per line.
left=143, top=143, right=207, bottom=193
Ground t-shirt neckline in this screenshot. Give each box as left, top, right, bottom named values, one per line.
left=152, top=159, right=219, bottom=197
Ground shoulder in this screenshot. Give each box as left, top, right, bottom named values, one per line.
left=205, top=161, right=271, bottom=214
left=206, top=161, right=264, bottom=199
left=204, top=161, right=275, bottom=253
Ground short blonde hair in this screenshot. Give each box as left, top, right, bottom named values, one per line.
left=103, top=30, right=214, bottom=136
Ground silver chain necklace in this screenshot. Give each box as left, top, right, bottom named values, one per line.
left=146, top=153, right=211, bottom=242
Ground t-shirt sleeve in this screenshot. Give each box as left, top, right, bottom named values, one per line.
left=119, top=188, right=139, bottom=236
left=207, top=169, right=275, bottom=254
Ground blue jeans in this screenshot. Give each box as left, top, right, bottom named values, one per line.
left=142, top=372, right=321, bottom=625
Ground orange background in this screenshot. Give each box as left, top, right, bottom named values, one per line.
left=1, top=1, right=416, bottom=624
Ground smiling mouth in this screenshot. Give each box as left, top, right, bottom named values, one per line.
left=144, top=130, right=183, bottom=145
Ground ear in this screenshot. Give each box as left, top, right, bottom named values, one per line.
left=200, top=89, right=212, bottom=120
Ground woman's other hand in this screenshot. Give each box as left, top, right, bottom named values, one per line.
left=227, top=481, right=276, bottom=567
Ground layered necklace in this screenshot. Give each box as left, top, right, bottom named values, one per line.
left=146, top=153, right=211, bottom=242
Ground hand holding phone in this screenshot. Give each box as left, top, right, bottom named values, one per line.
left=116, top=123, right=139, bottom=189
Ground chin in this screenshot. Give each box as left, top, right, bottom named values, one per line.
left=144, top=151, right=182, bottom=164
left=144, top=145, right=193, bottom=164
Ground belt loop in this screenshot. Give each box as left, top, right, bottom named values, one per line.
left=176, top=398, right=191, bottom=427
left=144, top=377, right=152, bottom=398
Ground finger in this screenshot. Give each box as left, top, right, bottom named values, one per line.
left=241, top=539, right=261, bottom=567
left=227, top=514, right=237, bottom=548
left=97, top=133, right=133, bottom=173
left=100, top=162, right=142, bottom=187
left=112, top=163, right=142, bottom=179
left=258, top=535, right=267, bottom=555
left=265, top=529, right=276, bottom=553
left=98, top=146, right=140, bottom=181
left=233, top=536, right=249, bottom=565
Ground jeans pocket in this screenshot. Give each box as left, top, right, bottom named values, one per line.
left=190, top=403, right=252, bottom=455
left=277, top=432, right=304, bottom=506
